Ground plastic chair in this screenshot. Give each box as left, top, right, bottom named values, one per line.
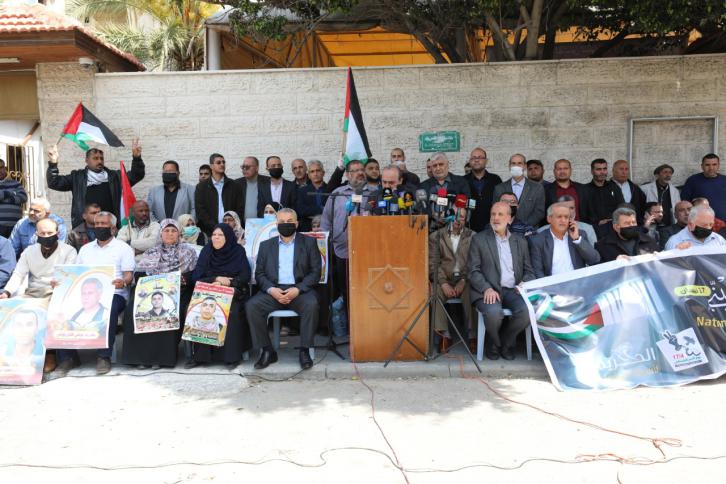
left=267, top=310, right=315, bottom=359
left=476, top=308, right=532, bottom=361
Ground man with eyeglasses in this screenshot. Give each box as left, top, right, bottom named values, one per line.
left=464, top=147, right=502, bottom=232
left=194, top=153, right=244, bottom=236
left=236, top=156, right=270, bottom=224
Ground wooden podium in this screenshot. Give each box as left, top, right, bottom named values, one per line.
left=348, top=216, right=429, bottom=361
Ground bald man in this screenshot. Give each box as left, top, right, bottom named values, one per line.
left=117, top=200, right=161, bottom=262
left=611, top=159, right=646, bottom=222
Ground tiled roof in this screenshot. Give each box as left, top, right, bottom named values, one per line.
left=0, top=4, right=145, bottom=70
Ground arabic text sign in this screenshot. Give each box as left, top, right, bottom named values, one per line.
left=418, top=131, right=460, bottom=152
left=46, top=265, right=115, bottom=349
left=133, top=272, right=181, bottom=334
left=521, top=246, right=726, bottom=391
left=0, top=298, right=48, bottom=386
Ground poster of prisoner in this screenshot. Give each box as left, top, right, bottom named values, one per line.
left=0, top=298, right=49, bottom=386
left=521, top=246, right=726, bottom=391
left=46, top=265, right=115, bottom=349
left=182, top=282, right=234, bottom=346
left=133, top=272, right=181, bottom=334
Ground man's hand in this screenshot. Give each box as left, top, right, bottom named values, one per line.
left=337, top=152, right=344, bottom=170
left=0, top=292, right=8, bottom=299
left=50, top=279, right=60, bottom=289
left=440, top=283, right=456, bottom=299
left=676, top=241, right=692, bottom=250
left=47, top=145, right=59, bottom=164
left=616, top=254, right=631, bottom=261
left=268, top=287, right=286, bottom=303
left=279, top=287, right=300, bottom=304
left=112, top=279, right=125, bottom=289
left=568, top=220, right=580, bottom=241
left=483, top=288, right=500, bottom=304
left=131, top=138, right=142, bottom=158
left=215, top=276, right=231, bottom=286
left=643, top=214, right=656, bottom=229
left=454, top=280, right=466, bottom=297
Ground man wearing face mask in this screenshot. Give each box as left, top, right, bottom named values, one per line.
left=46, top=139, right=145, bottom=228
left=664, top=205, right=726, bottom=250
left=258, top=156, right=297, bottom=214
left=246, top=208, right=321, bottom=370
left=390, top=148, right=420, bottom=187
left=595, top=207, right=658, bottom=262
left=493, top=154, right=545, bottom=228
left=147, top=160, right=195, bottom=222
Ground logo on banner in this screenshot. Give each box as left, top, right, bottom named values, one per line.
left=656, top=328, right=708, bottom=371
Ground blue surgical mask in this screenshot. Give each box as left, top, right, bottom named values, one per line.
left=182, top=226, right=199, bottom=238
left=263, top=213, right=276, bottom=221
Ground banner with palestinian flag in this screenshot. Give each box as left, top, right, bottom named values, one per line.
left=521, top=247, right=726, bottom=391
left=119, top=160, right=136, bottom=227
left=61, top=102, right=124, bottom=151
left=342, top=67, right=371, bottom=165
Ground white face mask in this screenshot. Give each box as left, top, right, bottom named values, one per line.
left=263, top=213, right=276, bottom=221
left=510, top=166, right=524, bottom=178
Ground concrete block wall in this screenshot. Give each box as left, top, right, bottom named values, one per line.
left=36, top=55, right=726, bottom=223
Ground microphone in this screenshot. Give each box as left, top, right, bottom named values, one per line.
left=352, top=186, right=363, bottom=215
left=466, top=198, right=476, bottom=223
left=382, top=187, right=393, bottom=216
left=415, top=189, right=428, bottom=212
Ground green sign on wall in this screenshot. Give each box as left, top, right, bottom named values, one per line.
left=418, top=131, right=460, bottom=152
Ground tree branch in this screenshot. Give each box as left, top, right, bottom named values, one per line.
left=484, top=12, right=516, bottom=61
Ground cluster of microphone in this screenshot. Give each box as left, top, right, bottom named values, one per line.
left=425, top=187, right=476, bottom=226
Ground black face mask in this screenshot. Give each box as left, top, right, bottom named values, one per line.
left=96, top=227, right=113, bottom=242
left=269, top=167, right=284, bottom=179
left=277, top=223, right=296, bottom=237
left=162, top=173, right=179, bottom=184
left=692, top=225, right=712, bottom=239
left=619, top=226, right=640, bottom=240
left=37, top=234, right=58, bottom=248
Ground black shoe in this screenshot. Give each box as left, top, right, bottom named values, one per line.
left=485, top=345, right=500, bottom=361
left=299, top=349, right=313, bottom=370
left=500, top=347, right=515, bottom=361
left=184, top=359, right=198, bottom=369
left=254, top=349, right=278, bottom=370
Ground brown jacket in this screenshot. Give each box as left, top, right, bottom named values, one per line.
left=428, top=226, right=474, bottom=284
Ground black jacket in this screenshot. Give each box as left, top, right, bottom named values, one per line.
left=613, top=179, right=647, bottom=222
left=464, top=171, right=502, bottom=232
left=582, top=181, right=624, bottom=226
left=194, top=176, right=244, bottom=235
left=254, top=233, right=322, bottom=294
left=258, top=178, right=297, bottom=214
left=235, top=174, right=271, bottom=223
left=544, top=181, right=590, bottom=222
left=595, top=228, right=658, bottom=263
left=419, top=174, right=471, bottom=198
left=46, top=156, right=145, bottom=228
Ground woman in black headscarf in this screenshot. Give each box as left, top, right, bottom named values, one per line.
left=187, top=223, right=252, bottom=368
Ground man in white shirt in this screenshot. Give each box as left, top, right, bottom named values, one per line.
left=664, top=205, right=726, bottom=251
left=493, top=154, right=545, bottom=228
left=611, top=160, right=647, bottom=221
left=56, top=211, right=135, bottom=376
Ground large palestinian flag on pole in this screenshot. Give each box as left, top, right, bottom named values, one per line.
left=342, top=67, right=371, bottom=165
left=61, top=102, right=124, bottom=151
left=119, top=161, right=136, bottom=227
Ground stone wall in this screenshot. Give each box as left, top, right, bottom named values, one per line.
left=36, top=55, right=726, bottom=222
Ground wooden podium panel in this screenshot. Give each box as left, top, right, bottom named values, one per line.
left=348, top=216, right=429, bottom=361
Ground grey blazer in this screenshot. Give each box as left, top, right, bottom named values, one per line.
left=493, top=178, right=546, bottom=227
left=468, top=228, right=535, bottom=304
left=527, top=230, right=600, bottom=279
left=254, top=233, right=321, bottom=294
left=147, top=183, right=195, bottom=221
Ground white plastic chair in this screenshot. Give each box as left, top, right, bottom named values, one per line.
left=267, top=310, right=315, bottom=359
left=476, top=308, right=532, bottom=361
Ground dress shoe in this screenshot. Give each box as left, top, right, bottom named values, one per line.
left=226, top=361, right=239, bottom=371
left=43, top=353, right=57, bottom=373
left=299, top=349, right=313, bottom=370
left=96, top=357, right=112, bottom=375
left=485, top=345, right=500, bottom=360
left=500, top=347, right=516, bottom=361
left=254, top=349, right=278, bottom=370
left=184, top=359, right=198, bottom=369
left=54, top=358, right=78, bottom=377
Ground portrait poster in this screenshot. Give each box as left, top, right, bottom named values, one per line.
left=301, top=231, right=329, bottom=284
left=133, top=272, right=181, bottom=334
left=46, top=265, right=115, bottom=349
left=244, top=218, right=278, bottom=285
left=0, top=298, right=48, bottom=386
left=182, top=282, right=234, bottom=347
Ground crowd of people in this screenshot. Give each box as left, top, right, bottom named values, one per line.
left=0, top=142, right=722, bottom=378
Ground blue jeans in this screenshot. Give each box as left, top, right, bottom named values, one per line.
left=58, top=294, right=127, bottom=362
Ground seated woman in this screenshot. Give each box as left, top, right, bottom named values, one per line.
left=178, top=214, right=207, bottom=249
left=188, top=223, right=251, bottom=369
left=263, top=203, right=280, bottom=219
left=121, top=219, right=198, bottom=369
left=222, top=210, right=245, bottom=246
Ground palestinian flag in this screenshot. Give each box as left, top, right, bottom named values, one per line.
left=119, top=161, right=136, bottom=227
left=61, top=102, right=124, bottom=151
left=342, top=67, right=371, bottom=165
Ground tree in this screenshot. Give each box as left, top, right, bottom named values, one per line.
left=69, top=0, right=218, bottom=70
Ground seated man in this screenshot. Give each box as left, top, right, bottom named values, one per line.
left=429, top=207, right=475, bottom=350
left=528, top=203, right=600, bottom=279
left=659, top=200, right=692, bottom=249
left=595, top=207, right=658, bottom=262
left=56, top=211, right=134, bottom=376
left=691, top=197, right=726, bottom=234
left=664, top=205, right=726, bottom=250
left=468, top=201, right=535, bottom=360
left=0, top=235, right=15, bottom=291
left=642, top=202, right=665, bottom=245
left=498, top=192, right=536, bottom=237
left=538, top=195, right=598, bottom=242
left=117, top=200, right=160, bottom=263
left=68, top=202, right=100, bottom=251
left=9, top=197, right=68, bottom=257
left=245, top=208, right=321, bottom=370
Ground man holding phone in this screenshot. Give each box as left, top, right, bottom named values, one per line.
left=528, top=203, right=600, bottom=279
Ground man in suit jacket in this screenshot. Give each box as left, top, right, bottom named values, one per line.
left=528, top=203, right=600, bottom=279
left=493, top=154, right=545, bottom=228
left=245, top=208, right=321, bottom=370
left=611, top=160, right=647, bottom=222
left=147, top=161, right=195, bottom=221
left=419, top=152, right=470, bottom=232
left=258, top=156, right=297, bottom=215
left=194, top=153, right=244, bottom=236
left=429, top=207, right=475, bottom=349
left=468, top=201, right=535, bottom=360
left=235, top=156, right=271, bottom=224
left=464, top=147, right=502, bottom=232
left=544, top=159, right=589, bottom=222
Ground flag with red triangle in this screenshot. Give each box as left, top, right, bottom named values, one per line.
left=119, top=161, right=136, bottom=227
left=61, top=102, right=124, bottom=151
left=342, top=67, right=371, bottom=165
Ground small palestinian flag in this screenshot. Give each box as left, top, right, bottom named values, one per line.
left=119, top=160, right=136, bottom=227
left=342, top=67, right=371, bottom=165
left=61, top=102, right=124, bottom=151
